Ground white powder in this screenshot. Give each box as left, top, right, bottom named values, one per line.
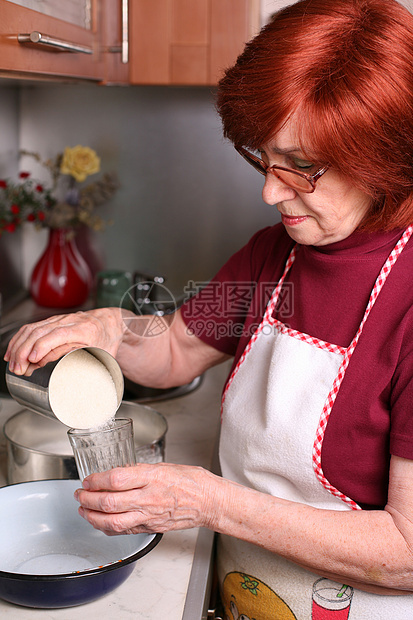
left=48, top=349, right=119, bottom=429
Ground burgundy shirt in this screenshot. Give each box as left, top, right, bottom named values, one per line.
left=181, top=224, right=413, bottom=510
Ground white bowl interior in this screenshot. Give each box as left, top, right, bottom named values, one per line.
left=0, top=479, right=155, bottom=575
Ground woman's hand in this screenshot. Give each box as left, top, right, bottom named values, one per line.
left=73, top=456, right=413, bottom=593
left=3, top=307, right=227, bottom=387
left=74, top=463, right=226, bottom=536
left=4, top=308, right=125, bottom=376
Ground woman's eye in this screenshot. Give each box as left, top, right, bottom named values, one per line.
left=291, top=157, right=315, bottom=171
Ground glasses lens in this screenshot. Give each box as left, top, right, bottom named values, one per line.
left=237, top=147, right=319, bottom=192
left=273, top=169, right=314, bottom=193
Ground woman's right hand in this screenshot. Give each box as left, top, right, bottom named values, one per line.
left=4, top=308, right=125, bottom=376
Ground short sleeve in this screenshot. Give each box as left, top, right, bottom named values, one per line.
left=180, top=224, right=292, bottom=356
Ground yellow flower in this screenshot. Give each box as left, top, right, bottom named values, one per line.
left=60, top=145, right=100, bottom=183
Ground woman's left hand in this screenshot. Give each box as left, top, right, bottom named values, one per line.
left=74, top=462, right=224, bottom=536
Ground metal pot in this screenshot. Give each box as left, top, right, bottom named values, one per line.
left=5, top=346, right=124, bottom=424
left=4, top=401, right=168, bottom=484
left=0, top=317, right=202, bottom=403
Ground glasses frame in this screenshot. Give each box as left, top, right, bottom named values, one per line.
left=236, top=146, right=330, bottom=193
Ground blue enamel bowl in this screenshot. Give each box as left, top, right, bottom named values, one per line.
left=0, top=479, right=161, bottom=608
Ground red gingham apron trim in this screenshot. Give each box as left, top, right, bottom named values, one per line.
left=221, top=244, right=346, bottom=407
left=221, top=246, right=299, bottom=412
left=270, top=319, right=348, bottom=356
left=313, top=225, right=413, bottom=510
left=221, top=226, right=413, bottom=509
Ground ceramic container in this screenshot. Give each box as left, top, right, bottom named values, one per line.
left=0, top=479, right=161, bottom=608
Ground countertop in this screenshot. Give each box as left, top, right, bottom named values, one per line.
left=0, top=358, right=229, bottom=619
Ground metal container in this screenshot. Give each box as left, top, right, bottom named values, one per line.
left=4, top=402, right=168, bottom=484
left=5, top=346, right=124, bottom=422
left=0, top=318, right=202, bottom=402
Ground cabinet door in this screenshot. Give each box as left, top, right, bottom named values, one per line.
left=0, top=0, right=103, bottom=80
left=209, top=0, right=255, bottom=85
left=129, top=0, right=259, bottom=85
left=100, top=0, right=129, bottom=84
left=170, top=0, right=209, bottom=84
left=5, top=0, right=91, bottom=28
left=129, top=0, right=169, bottom=84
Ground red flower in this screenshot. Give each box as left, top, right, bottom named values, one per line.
left=26, top=213, right=36, bottom=222
left=36, top=184, right=44, bottom=192
left=19, top=171, right=30, bottom=179
left=37, top=211, right=46, bottom=221
left=5, top=222, right=16, bottom=233
left=0, top=180, right=7, bottom=188
left=10, top=204, right=20, bottom=214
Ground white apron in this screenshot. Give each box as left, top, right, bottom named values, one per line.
left=218, top=227, right=413, bottom=620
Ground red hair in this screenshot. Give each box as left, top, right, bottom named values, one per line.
left=216, top=0, right=413, bottom=231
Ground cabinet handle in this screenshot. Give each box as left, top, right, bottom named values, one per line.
left=18, top=32, right=93, bottom=55
left=121, top=0, right=129, bottom=64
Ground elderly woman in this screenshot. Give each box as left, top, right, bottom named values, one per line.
left=6, top=0, right=413, bottom=617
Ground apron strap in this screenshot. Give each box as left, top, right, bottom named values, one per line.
left=313, top=225, right=413, bottom=509
left=222, top=245, right=299, bottom=410
left=264, top=245, right=298, bottom=321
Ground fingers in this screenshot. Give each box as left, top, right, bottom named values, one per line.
left=75, top=487, right=141, bottom=514
left=4, top=311, right=107, bottom=375
left=78, top=505, right=154, bottom=535
left=5, top=315, right=78, bottom=374
left=81, top=464, right=152, bottom=492
left=75, top=484, right=169, bottom=535
left=73, top=463, right=207, bottom=535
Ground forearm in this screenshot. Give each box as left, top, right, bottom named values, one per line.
left=77, top=462, right=413, bottom=594
left=116, top=309, right=228, bottom=388
left=4, top=306, right=226, bottom=386
left=76, top=460, right=413, bottom=594
left=207, top=475, right=413, bottom=594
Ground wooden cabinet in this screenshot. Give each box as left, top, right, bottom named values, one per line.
left=0, top=0, right=103, bottom=81
left=0, top=0, right=259, bottom=86
left=128, top=0, right=260, bottom=85
left=100, top=0, right=129, bottom=84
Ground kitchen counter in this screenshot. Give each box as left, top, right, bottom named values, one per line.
left=0, top=361, right=229, bottom=619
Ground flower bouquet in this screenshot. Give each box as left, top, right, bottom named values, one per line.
left=0, top=146, right=119, bottom=308
left=0, top=145, right=119, bottom=235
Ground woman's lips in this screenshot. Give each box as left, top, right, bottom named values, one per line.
left=281, top=214, right=309, bottom=226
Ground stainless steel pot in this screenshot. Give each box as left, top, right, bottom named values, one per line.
left=4, top=401, right=168, bottom=484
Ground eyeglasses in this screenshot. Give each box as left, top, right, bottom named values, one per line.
left=236, top=146, right=330, bottom=193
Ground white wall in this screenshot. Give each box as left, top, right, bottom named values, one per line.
left=18, top=83, right=278, bottom=293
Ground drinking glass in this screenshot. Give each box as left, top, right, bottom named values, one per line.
left=68, top=417, right=136, bottom=481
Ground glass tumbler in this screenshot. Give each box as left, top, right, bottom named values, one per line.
left=67, top=418, right=136, bottom=481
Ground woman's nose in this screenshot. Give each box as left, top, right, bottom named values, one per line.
left=262, top=172, right=297, bottom=205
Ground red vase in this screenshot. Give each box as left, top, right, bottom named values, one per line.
left=30, top=228, right=92, bottom=308
left=75, top=224, right=106, bottom=287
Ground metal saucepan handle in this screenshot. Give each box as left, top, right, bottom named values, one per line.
left=18, top=31, right=92, bottom=54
